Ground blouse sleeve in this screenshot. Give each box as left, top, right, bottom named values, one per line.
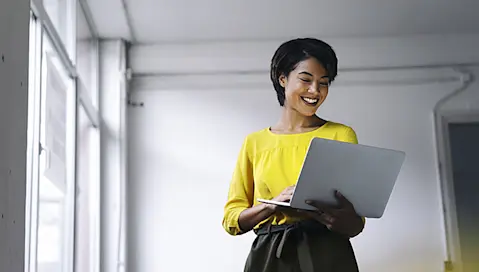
left=222, top=137, right=255, bottom=236
left=341, top=126, right=358, bottom=144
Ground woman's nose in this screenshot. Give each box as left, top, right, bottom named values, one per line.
left=308, top=83, right=319, bottom=93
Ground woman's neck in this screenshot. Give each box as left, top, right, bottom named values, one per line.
left=273, top=107, right=324, bottom=131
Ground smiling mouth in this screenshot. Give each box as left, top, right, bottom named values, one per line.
left=301, top=97, right=319, bottom=106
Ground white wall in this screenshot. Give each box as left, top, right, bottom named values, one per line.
left=0, top=0, right=30, bottom=271
left=127, top=35, right=479, bottom=272
left=439, top=67, right=479, bottom=113
left=129, top=33, right=479, bottom=75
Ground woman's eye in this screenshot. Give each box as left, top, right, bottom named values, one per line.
left=300, top=78, right=311, bottom=83
left=319, top=82, right=329, bottom=87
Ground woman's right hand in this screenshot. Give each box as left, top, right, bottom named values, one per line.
left=265, top=185, right=296, bottom=212
left=238, top=185, right=298, bottom=233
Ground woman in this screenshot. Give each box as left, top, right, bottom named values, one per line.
left=222, top=38, right=365, bottom=272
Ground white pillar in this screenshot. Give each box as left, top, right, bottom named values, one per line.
left=99, top=40, right=128, bottom=272
left=0, top=0, right=31, bottom=271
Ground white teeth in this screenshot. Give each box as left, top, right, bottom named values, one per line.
left=303, top=97, right=318, bottom=104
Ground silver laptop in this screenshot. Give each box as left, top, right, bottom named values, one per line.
left=258, top=137, right=406, bottom=218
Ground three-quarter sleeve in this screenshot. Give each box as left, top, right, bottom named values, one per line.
left=342, top=126, right=358, bottom=144
left=222, top=137, right=255, bottom=236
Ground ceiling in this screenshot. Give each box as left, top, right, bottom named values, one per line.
left=87, top=0, right=479, bottom=43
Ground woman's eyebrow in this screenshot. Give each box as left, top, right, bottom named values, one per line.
left=298, top=71, right=313, bottom=77
left=298, top=71, right=329, bottom=79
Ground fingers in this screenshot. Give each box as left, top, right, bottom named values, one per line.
left=284, top=185, right=295, bottom=194
left=305, top=191, right=354, bottom=211
left=299, top=210, right=336, bottom=229
left=334, top=190, right=353, bottom=208
left=277, top=194, right=292, bottom=203
left=319, top=214, right=335, bottom=230
left=280, top=186, right=295, bottom=197
left=305, top=200, right=337, bottom=214
left=320, top=213, right=335, bottom=225
left=276, top=186, right=295, bottom=202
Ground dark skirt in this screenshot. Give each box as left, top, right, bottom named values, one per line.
left=244, top=220, right=359, bottom=272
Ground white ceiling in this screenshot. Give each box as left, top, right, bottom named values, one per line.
left=87, top=0, right=479, bottom=43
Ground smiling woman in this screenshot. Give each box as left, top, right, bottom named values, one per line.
left=222, top=38, right=364, bottom=272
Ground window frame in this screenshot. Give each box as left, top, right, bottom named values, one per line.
left=25, top=13, right=43, bottom=272
left=26, top=1, right=101, bottom=272
left=435, top=109, right=479, bottom=272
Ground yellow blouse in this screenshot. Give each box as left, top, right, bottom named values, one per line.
left=222, top=121, right=359, bottom=236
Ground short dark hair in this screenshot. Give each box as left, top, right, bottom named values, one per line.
left=270, top=38, right=338, bottom=106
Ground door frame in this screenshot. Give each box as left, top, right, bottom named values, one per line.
left=435, top=109, right=479, bottom=272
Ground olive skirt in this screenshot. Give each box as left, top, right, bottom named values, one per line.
left=244, top=220, right=359, bottom=272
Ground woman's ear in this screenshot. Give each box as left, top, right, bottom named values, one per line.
left=279, top=75, right=287, bottom=88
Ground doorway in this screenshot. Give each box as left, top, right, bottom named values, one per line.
left=437, top=112, right=479, bottom=272
left=448, top=121, right=479, bottom=272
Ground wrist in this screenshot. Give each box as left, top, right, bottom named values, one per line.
left=261, top=203, right=276, bottom=215
left=348, top=216, right=364, bottom=237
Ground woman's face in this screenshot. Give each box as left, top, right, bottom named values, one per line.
left=279, top=57, right=330, bottom=117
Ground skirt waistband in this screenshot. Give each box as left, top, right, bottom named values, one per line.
left=253, top=220, right=329, bottom=272
left=254, top=219, right=328, bottom=236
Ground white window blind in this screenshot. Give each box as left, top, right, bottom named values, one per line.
left=43, top=54, right=67, bottom=193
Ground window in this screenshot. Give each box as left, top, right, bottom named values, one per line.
left=42, top=0, right=75, bottom=58
left=76, top=2, right=98, bottom=107
left=26, top=1, right=100, bottom=272
left=25, top=15, right=76, bottom=272
left=25, top=13, right=42, bottom=272
left=37, top=34, right=76, bottom=272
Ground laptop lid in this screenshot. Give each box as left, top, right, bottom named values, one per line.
left=290, top=137, right=406, bottom=218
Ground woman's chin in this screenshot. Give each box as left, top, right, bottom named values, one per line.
left=299, top=110, right=318, bottom=117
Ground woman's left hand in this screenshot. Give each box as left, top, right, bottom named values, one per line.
left=302, top=191, right=364, bottom=237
